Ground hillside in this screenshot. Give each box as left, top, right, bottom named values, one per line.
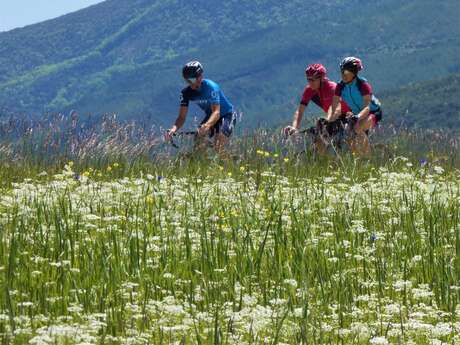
left=0, top=0, right=459, bottom=127
left=381, top=73, right=460, bottom=129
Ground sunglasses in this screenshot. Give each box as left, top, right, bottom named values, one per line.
left=185, top=77, right=197, bottom=84
left=307, top=77, right=320, bottom=82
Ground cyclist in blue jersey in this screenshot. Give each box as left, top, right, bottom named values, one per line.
left=165, top=61, right=237, bottom=153
left=329, top=57, right=383, bottom=155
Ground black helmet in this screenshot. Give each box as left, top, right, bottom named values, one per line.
left=182, top=61, right=203, bottom=79
left=340, top=57, right=363, bottom=74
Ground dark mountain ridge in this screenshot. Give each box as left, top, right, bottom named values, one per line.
left=0, top=0, right=459, bottom=127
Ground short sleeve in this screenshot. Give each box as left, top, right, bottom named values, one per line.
left=300, top=87, right=314, bottom=106
left=360, top=81, right=373, bottom=96
left=180, top=90, right=189, bottom=107
left=209, top=85, right=220, bottom=105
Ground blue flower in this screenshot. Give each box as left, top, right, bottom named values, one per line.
left=73, top=174, right=81, bottom=181
left=370, top=233, right=377, bottom=242
left=419, top=159, right=428, bottom=167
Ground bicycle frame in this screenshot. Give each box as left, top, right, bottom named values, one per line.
left=168, top=130, right=214, bottom=150
left=169, top=131, right=197, bottom=148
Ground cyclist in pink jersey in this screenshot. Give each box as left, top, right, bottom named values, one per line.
left=284, top=64, right=351, bottom=152
left=284, top=64, right=350, bottom=135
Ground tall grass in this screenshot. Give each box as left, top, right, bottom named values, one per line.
left=0, top=114, right=459, bottom=344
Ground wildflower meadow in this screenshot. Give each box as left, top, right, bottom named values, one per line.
left=0, top=115, right=459, bottom=344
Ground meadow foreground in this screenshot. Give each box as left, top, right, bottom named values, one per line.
left=0, top=156, right=459, bottom=344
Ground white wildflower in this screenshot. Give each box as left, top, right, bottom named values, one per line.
left=370, top=336, right=389, bottom=345
left=393, top=280, right=412, bottom=291
left=433, top=166, right=444, bottom=174
left=242, top=295, right=258, bottom=307
left=283, top=279, right=298, bottom=288
left=269, top=298, right=287, bottom=306
left=83, top=214, right=100, bottom=221
left=432, top=323, right=452, bottom=338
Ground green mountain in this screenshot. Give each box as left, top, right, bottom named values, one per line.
left=0, top=0, right=459, bottom=127
left=381, top=73, right=460, bottom=129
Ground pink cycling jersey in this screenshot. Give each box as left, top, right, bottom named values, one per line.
left=301, top=78, right=351, bottom=114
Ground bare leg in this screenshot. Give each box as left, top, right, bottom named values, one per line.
left=194, top=135, right=209, bottom=153
left=354, top=132, right=371, bottom=156
left=313, top=137, right=328, bottom=155
left=214, top=133, right=230, bottom=159
left=313, top=119, right=330, bottom=155
left=352, top=116, right=375, bottom=156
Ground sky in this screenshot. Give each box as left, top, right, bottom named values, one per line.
left=0, top=0, right=105, bottom=32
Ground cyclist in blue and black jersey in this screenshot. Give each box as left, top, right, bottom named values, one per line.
left=329, top=57, right=383, bottom=155
left=165, top=61, right=237, bottom=153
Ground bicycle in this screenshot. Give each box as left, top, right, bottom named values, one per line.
left=164, top=129, right=225, bottom=161
left=284, top=116, right=359, bottom=157
left=168, top=130, right=198, bottom=149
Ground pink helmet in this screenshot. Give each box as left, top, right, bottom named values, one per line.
left=305, top=63, right=327, bottom=79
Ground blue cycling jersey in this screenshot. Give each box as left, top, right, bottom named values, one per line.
left=336, top=77, right=381, bottom=114
left=180, top=79, right=234, bottom=116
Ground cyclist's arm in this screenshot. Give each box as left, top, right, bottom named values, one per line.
left=203, top=104, right=221, bottom=128
left=202, top=85, right=222, bottom=129
left=357, top=95, right=371, bottom=119
left=328, top=96, right=341, bottom=121
left=292, top=104, right=306, bottom=129
left=327, top=102, right=342, bottom=119
left=170, top=106, right=188, bottom=133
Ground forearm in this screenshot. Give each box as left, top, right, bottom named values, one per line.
left=173, top=116, right=186, bottom=130
left=357, top=106, right=370, bottom=119
left=329, top=96, right=340, bottom=121
left=171, top=106, right=188, bottom=131
left=327, top=105, right=342, bottom=119
left=328, top=109, right=339, bottom=122
left=292, top=105, right=305, bottom=128
left=358, top=97, right=372, bottom=119
left=204, top=111, right=221, bottom=127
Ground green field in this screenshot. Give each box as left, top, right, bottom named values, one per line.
left=0, top=119, right=460, bottom=344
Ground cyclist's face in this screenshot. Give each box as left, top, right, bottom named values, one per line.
left=307, top=76, right=321, bottom=90
left=341, top=69, right=355, bottom=83
left=185, top=74, right=203, bottom=89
